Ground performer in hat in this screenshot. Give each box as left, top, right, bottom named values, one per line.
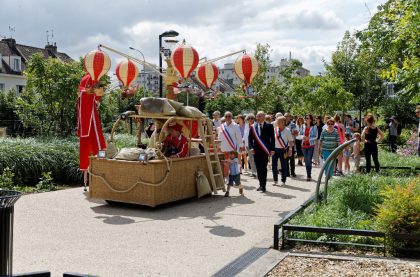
left=163, top=123, right=188, bottom=158
left=77, top=73, right=106, bottom=172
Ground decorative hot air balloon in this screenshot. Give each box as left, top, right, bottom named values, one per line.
left=197, top=63, right=219, bottom=89
left=116, top=59, right=139, bottom=87
left=171, top=45, right=199, bottom=79
left=84, top=50, right=111, bottom=82
left=234, top=54, right=259, bottom=85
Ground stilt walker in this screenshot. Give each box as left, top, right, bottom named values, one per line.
left=77, top=74, right=106, bottom=191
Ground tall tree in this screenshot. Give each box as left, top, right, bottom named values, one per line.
left=325, top=31, right=385, bottom=111
left=357, top=0, right=420, bottom=102
left=288, top=75, right=353, bottom=116
left=15, top=54, right=85, bottom=135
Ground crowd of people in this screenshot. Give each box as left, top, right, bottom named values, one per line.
left=212, top=110, right=385, bottom=197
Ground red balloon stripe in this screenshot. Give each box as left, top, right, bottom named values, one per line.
left=197, top=65, right=208, bottom=87
left=92, top=51, right=105, bottom=82
left=172, top=48, right=185, bottom=78
left=241, top=55, right=253, bottom=84
left=126, top=61, right=137, bottom=87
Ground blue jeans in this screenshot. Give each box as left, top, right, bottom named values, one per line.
left=322, top=149, right=335, bottom=177
left=303, top=147, right=314, bottom=178
left=272, top=148, right=287, bottom=183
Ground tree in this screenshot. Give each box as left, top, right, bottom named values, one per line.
left=288, top=75, right=353, bottom=115
left=15, top=54, right=85, bottom=136
left=325, top=31, right=386, bottom=111
left=357, top=0, right=420, bottom=102
left=204, top=91, right=253, bottom=116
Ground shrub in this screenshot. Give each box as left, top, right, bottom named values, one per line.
left=0, top=167, right=15, bottom=190
left=36, top=172, right=56, bottom=192
left=288, top=175, right=415, bottom=245
left=374, top=177, right=420, bottom=235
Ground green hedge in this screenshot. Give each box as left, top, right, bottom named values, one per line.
left=0, top=134, right=141, bottom=186
left=0, top=137, right=82, bottom=186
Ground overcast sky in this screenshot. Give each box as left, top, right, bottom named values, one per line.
left=1, top=0, right=385, bottom=74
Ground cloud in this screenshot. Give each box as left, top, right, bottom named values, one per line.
left=0, top=0, right=387, bottom=75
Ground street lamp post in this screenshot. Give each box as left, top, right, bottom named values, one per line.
left=129, top=46, right=146, bottom=97
left=159, top=30, right=179, bottom=97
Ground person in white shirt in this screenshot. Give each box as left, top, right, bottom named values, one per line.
left=272, top=116, right=294, bottom=185
left=218, top=111, right=244, bottom=178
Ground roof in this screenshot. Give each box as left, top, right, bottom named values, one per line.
left=0, top=39, right=74, bottom=75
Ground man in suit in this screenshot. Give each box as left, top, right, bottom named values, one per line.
left=249, top=111, right=275, bottom=192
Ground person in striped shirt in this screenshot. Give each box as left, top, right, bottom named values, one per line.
left=319, top=117, right=340, bottom=177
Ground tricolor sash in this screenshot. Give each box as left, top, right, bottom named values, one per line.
left=276, top=128, right=288, bottom=149
left=251, top=123, right=270, bottom=155
left=221, top=123, right=237, bottom=151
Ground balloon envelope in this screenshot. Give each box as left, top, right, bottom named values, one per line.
left=84, top=50, right=111, bottom=82
left=197, top=63, right=219, bottom=89
left=234, top=54, right=259, bottom=85
left=116, top=59, right=139, bottom=87
left=171, top=45, right=199, bottom=78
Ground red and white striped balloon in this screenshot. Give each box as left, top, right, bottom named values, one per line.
left=171, top=45, right=199, bottom=78
left=116, top=59, right=138, bottom=87
left=84, top=50, right=111, bottom=82
left=197, top=63, right=219, bottom=89
left=234, top=54, right=259, bottom=85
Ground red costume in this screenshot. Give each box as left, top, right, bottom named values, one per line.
left=163, top=135, right=188, bottom=158
left=163, top=124, right=188, bottom=158
left=77, top=74, right=106, bottom=170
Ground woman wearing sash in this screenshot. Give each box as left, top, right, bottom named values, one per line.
left=272, top=116, right=294, bottom=186
left=218, top=111, right=244, bottom=178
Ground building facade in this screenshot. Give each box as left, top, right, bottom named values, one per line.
left=0, top=38, right=73, bottom=94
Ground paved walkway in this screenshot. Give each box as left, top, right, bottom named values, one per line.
left=13, top=165, right=321, bottom=277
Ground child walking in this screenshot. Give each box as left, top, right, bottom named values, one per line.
left=225, top=151, right=244, bottom=197
left=352, top=133, right=361, bottom=173
left=343, top=133, right=352, bottom=175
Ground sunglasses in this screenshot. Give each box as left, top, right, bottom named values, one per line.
left=305, top=117, right=311, bottom=120
left=327, top=122, right=334, bottom=125
left=225, top=115, right=232, bottom=118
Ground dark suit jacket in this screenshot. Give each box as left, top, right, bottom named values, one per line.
left=248, top=122, right=275, bottom=155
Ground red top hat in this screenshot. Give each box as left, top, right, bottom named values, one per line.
left=171, top=123, right=183, bottom=133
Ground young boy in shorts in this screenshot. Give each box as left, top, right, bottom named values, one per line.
left=225, top=151, right=244, bottom=197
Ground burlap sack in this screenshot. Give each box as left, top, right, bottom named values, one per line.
left=196, top=170, right=212, bottom=198
left=139, top=97, right=176, bottom=116
left=167, top=99, right=184, bottom=111
left=114, top=148, right=143, bottom=161
left=177, top=106, right=205, bottom=118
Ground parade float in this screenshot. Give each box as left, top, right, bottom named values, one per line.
left=79, top=42, right=259, bottom=207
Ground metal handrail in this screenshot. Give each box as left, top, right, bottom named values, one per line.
left=315, top=138, right=356, bottom=203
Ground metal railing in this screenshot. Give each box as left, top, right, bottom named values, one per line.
left=315, top=138, right=356, bottom=203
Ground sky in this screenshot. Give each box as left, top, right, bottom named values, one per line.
left=0, top=0, right=386, bottom=74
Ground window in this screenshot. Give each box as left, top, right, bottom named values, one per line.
left=16, top=85, right=25, bottom=94
left=13, top=58, right=21, bottom=71
left=0, top=83, right=5, bottom=91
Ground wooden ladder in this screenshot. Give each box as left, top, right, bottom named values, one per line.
left=198, top=118, right=225, bottom=193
